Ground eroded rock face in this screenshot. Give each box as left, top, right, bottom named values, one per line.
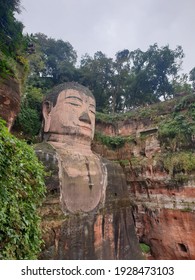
left=93, top=109, right=195, bottom=260
left=141, top=209, right=195, bottom=260
left=36, top=82, right=142, bottom=260
left=0, top=77, right=20, bottom=130
left=130, top=177, right=195, bottom=259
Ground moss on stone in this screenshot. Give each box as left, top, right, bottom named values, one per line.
left=140, top=243, right=150, bottom=254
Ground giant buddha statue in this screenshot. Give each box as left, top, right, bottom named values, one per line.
left=36, top=82, right=142, bottom=260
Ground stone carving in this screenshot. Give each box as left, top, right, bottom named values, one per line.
left=36, top=82, right=142, bottom=259
left=42, top=83, right=105, bottom=213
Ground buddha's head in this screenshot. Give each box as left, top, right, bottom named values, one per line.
left=42, top=83, right=96, bottom=144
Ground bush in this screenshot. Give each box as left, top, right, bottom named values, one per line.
left=13, top=87, right=44, bottom=139
left=16, top=105, right=41, bottom=136
left=162, top=151, right=195, bottom=176
left=158, top=114, right=193, bottom=150
left=94, top=132, right=126, bottom=149
left=0, top=118, right=45, bottom=259
left=140, top=243, right=150, bottom=254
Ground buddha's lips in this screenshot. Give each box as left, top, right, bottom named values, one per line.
left=80, top=125, right=92, bottom=131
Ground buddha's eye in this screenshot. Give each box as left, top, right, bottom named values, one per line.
left=65, top=101, right=81, bottom=107
left=89, top=104, right=95, bottom=115
left=89, top=109, right=95, bottom=115
left=64, top=96, right=83, bottom=107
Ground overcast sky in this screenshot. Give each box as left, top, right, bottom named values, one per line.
left=17, top=0, right=195, bottom=74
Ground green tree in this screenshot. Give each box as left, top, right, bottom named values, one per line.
left=110, top=49, right=130, bottom=112
left=146, top=44, right=184, bottom=100
left=79, top=51, right=113, bottom=112
left=29, top=33, right=77, bottom=87
left=0, top=0, right=26, bottom=56
left=0, top=0, right=29, bottom=82
left=125, top=44, right=184, bottom=108
left=189, top=67, right=195, bottom=91
left=172, top=74, right=192, bottom=95
left=125, top=70, right=159, bottom=108
left=13, top=86, right=43, bottom=139
left=79, top=50, right=132, bottom=113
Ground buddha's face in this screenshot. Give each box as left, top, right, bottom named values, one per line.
left=43, top=89, right=96, bottom=141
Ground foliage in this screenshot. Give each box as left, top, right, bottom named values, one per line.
left=27, top=33, right=77, bottom=89
left=0, top=118, right=45, bottom=259
left=94, top=132, right=126, bottom=149
left=0, top=0, right=25, bottom=56
left=95, top=96, right=179, bottom=124
left=0, top=53, right=15, bottom=78
left=78, top=44, right=185, bottom=113
left=189, top=67, right=195, bottom=91
left=0, top=49, right=29, bottom=83
left=172, top=74, right=192, bottom=95
left=24, top=86, right=43, bottom=112
left=0, top=1, right=29, bottom=82
left=158, top=113, right=195, bottom=151
left=140, top=243, right=150, bottom=254
left=13, top=86, right=43, bottom=138
left=181, top=207, right=193, bottom=212
left=110, top=49, right=131, bottom=112
left=162, top=151, right=195, bottom=176
left=16, top=106, right=41, bottom=137
left=125, top=44, right=184, bottom=106
left=173, top=93, right=195, bottom=111
left=95, top=111, right=121, bottom=124
left=79, top=51, right=113, bottom=112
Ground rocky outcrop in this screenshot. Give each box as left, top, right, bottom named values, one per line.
left=0, top=77, right=20, bottom=130
left=137, top=208, right=195, bottom=259
left=129, top=167, right=195, bottom=259
left=93, top=95, right=195, bottom=260
left=35, top=142, right=143, bottom=260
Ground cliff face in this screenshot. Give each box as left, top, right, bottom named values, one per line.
left=0, top=77, right=20, bottom=130
left=93, top=95, right=195, bottom=260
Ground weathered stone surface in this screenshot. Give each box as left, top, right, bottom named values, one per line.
left=93, top=106, right=195, bottom=260
left=138, top=209, right=195, bottom=259
left=36, top=143, right=142, bottom=260
left=95, top=122, right=116, bottom=136
left=36, top=82, right=142, bottom=260
left=0, top=77, right=20, bottom=130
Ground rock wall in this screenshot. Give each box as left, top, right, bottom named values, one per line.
left=0, top=77, right=20, bottom=130
left=93, top=97, right=195, bottom=260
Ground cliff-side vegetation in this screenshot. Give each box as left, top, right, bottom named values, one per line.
left=14, top=86, right=43, bottom=141
left=158, top=95, right=195, bottom=151
left=94, top=132, right=135, bottom=149
left=161, top=152, right=195, bottom=177
left=95, top=94, right=195, bottom=151
left=0, top=0, right=29, bottom=83
left=0, top=118, right=45, bottom=259
left=94, top=93, right=195, bottom=184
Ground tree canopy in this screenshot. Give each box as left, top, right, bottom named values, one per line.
left=77, top=44, right=187, bottom=112
left=0, top=0, right=25, bottom=56
left=27, top=33, right=77, bottom=89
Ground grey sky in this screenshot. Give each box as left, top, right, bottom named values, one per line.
left=17, top=0, right=195, bottom=74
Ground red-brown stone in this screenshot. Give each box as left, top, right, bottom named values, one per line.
left=0, top=77, right=20, bottom=130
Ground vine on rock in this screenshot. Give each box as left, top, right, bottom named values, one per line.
left=0, top=118, right=45, bottom=259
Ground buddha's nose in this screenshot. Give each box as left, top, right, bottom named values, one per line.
left=79, top=112, right=91, bottom=124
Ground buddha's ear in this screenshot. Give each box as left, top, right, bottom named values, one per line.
left=43, top=101, right=53, bottom=132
